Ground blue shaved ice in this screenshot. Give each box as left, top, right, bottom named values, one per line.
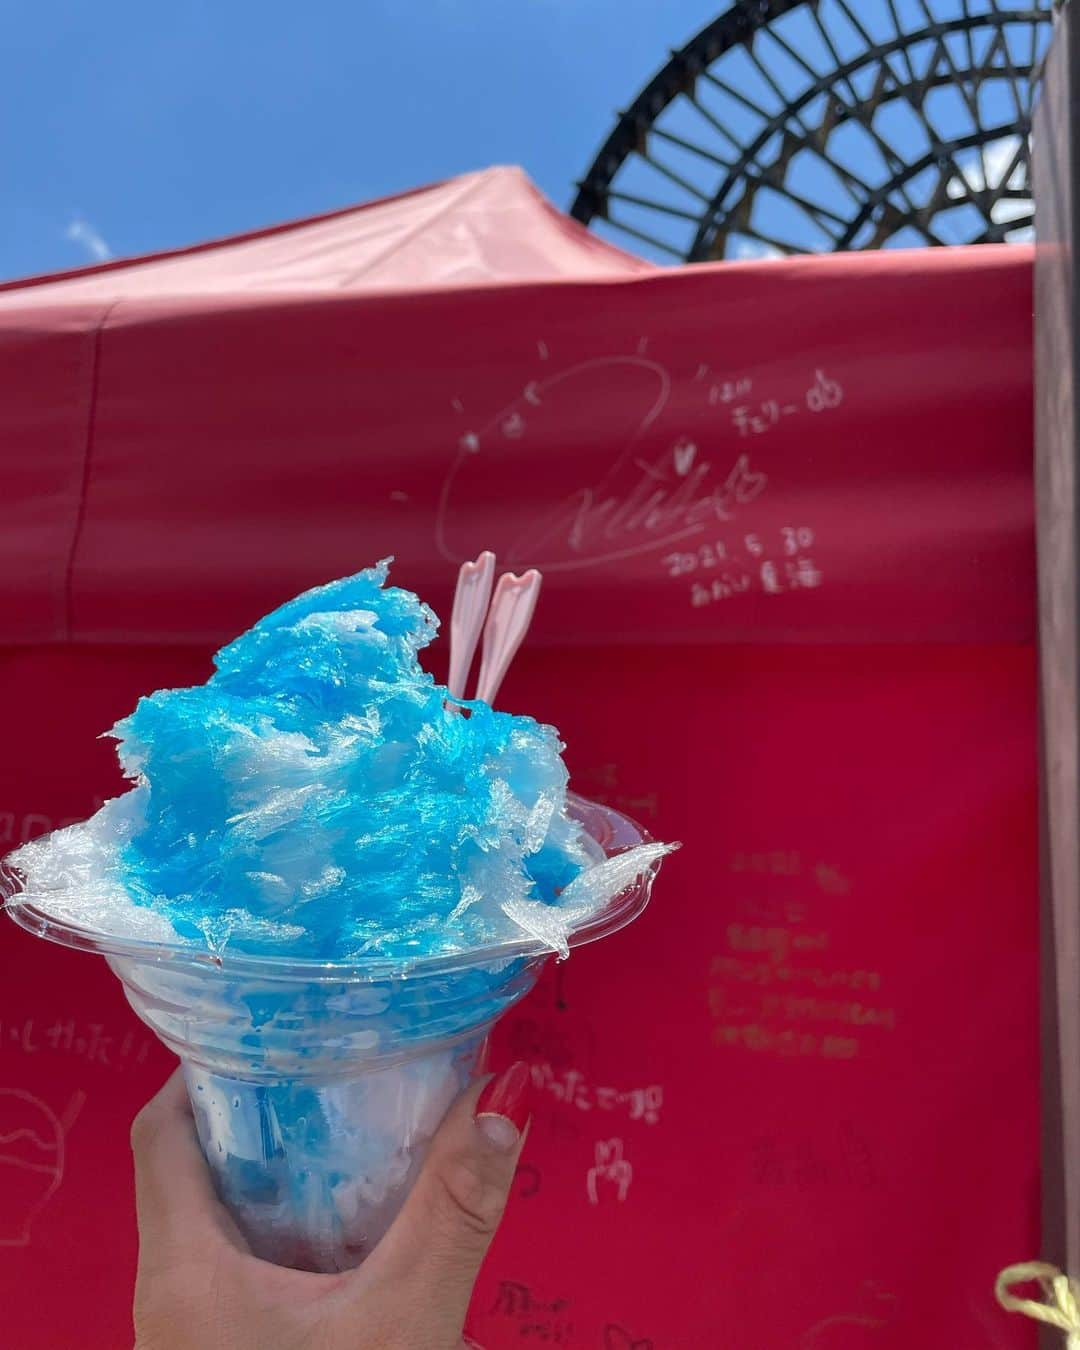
left=11, top=560, right=662, bottom=963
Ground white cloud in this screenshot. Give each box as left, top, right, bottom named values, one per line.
left=66, top=216, right=112, bottom=262
left=948, top=134, right=1027, bottom=196
left=942, top=135, right=1031, bottom=242
left=991, top=197, right=1032, bottom=224
left=729, top=235, right=784, bottom=261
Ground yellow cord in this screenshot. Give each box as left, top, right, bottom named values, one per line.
left=996, top=1263, right=1080, bottom=1347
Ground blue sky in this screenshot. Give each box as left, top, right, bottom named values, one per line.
left=2, top=0, right=724, bottom=281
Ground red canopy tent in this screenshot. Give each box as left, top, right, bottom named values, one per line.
left=0, top=166, right=1038, bottom=1348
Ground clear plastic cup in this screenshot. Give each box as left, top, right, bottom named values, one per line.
left=2, top=796, right=663, bottom=1272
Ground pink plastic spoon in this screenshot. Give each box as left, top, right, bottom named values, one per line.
left=475, top=569, right=543, bottom=707
left=447, top=551, right=496, bottom=700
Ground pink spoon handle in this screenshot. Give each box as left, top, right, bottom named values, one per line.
left=447, top=551, right=496, bottom=700
left=475, top=569, right=543, bottom=707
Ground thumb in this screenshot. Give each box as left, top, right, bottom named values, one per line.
left=364, top=1061, right=532, bottom=1334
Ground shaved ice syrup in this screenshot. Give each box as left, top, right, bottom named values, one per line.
left=2, top=564, right=673, bottom=1271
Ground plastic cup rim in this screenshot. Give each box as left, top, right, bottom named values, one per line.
left=1, top=795, right=661, bottom=984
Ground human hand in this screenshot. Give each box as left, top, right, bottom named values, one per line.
left=131, top=1063, right=531, bottom=1350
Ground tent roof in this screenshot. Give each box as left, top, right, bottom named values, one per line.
left=0, top=158, right=1034, bottom=651
left=0, top=167, right=653, bottom=305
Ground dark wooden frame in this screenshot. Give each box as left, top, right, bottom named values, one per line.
left=1034, top=0, right=1080, bottom=1320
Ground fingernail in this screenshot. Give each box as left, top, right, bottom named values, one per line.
left=475, top=1060, right=531, bottom=1152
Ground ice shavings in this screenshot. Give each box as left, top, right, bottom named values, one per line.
left=8, top=560, right=669, bottom=964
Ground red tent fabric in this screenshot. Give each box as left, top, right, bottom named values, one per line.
left=0, top=168, right=1038, bottom=1348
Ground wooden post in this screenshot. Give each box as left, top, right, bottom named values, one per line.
left=1034, top=1, right=1080, bottom=1323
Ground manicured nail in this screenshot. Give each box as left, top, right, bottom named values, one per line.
left=475, top=1061, right=531, bottom=1151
